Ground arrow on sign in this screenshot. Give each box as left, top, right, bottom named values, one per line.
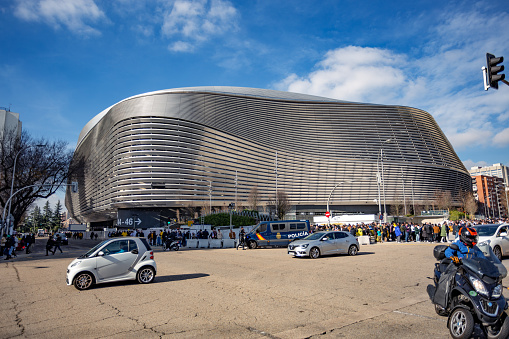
left=135, top=218, right=142, bottom=226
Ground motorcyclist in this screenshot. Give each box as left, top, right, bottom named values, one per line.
left=444, top=226, right=486, bottom=263
left=433, top=227, right=485, bottom=308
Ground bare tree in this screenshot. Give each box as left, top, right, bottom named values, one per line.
left=464, top=191, right=478, bottom=219
left=0, top=130, right=73, bottom=228
left=248, top=185, right=260, bottom=211
left=434, top=190, right=452, bottom=211
left=268, top=190, right=291, bottom=220
left=390, top=195, right=404, bottom=216
left=184, top=204, right=197, bottom=220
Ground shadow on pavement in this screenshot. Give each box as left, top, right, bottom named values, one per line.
left=154, top=273, right=210, bottom=283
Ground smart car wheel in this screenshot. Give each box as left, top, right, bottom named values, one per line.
left=137, top=266, right=155, bottom=284
left=249, top=241, right=257, bottom=249
left=348, top=245, right=358, bottom=256
left=309, top=247, right=320, bottom=259
left=494, top=246, right=502, bottom=261
left=73, top=272, right=94, bottom=290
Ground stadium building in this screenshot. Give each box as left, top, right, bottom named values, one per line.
left=65, top=87, right=471, bottom=228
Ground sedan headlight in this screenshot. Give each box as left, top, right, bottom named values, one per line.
left=70, top=260, right=82, bottom=268
left=492, top=284, right=503, bottom=299
left=300, top=244, right=309, bottom=249
left=469, top=276, right=489, bottom=296
left=478, top=240, right=491, bottom=247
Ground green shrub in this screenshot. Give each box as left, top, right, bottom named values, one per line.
left=204, top=213, right=256, bottom=227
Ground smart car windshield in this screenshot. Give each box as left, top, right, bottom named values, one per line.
left=473, top=225, right=500, bottom=237
left=79, top=240, right=109, bottom=258
left=303, top=232, right=325, bottom=240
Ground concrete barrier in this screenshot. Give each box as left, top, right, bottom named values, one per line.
left=209, top=239, right=222, bottom=248
left=198, top=239, right=209, bottom=248
left=186, top=239, right=198, bottom=248
left=222, top=239, right=235, bottom=248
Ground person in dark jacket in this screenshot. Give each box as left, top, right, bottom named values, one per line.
left=53, top=234, right=63, bottom=254
left=45, top=236, right=54, bottom=256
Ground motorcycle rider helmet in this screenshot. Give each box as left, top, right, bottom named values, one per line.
left=459, top=227, right=478, bottom=247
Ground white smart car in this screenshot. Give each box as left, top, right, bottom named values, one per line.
left=66, top=237, right=157, bottom=290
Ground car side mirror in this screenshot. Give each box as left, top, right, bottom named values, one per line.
left=97, top=251, right=105, bottom=256
left=131, top=249, right=138, bottom=254
left=500, top=232, right=507, bottom=237
left=322, top=237, right=329, bottom=241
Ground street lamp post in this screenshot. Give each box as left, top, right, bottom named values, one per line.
left=6, top=144, right=45, bottom=232
left=208, top=181, right=212, bottom=214
left=1, top=184, right=51, bottom=237
left=377, top=138, right=393, bottom=223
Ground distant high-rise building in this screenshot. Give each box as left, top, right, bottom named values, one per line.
left=0, top=107, right=22, bottom=139
left=472, top=175, right=507, bottom=218
left=469, top=163, right=509, bottom=187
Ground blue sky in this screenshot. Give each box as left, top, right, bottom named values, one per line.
left=1, top=0, right=509, bottom=209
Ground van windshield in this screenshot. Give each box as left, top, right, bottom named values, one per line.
left=250, top=223, right=267, bottom=234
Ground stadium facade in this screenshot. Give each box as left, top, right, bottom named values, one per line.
left=65, top=87, right=471, bottom=227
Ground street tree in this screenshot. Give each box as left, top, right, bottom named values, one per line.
left=248, top=185, right=260, bottom=211
left=268, top=190, right=291, bottom=220
left=464, top=191, right=478, bottom=219
left=0, top=130, right=74, bottom=227
left=52, top=200, right=63, bottom=230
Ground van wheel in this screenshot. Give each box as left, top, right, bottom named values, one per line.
left=348, top=245, right=358, bottom=256
left=249, top=241, right=257, bottom=249
left=137, top=267, right=155, bottom=284
left=74, top=272, right=94, bottom=290
left=494, top=246, right=502, bottom=261
left=309, top=247, right=320, bottom=259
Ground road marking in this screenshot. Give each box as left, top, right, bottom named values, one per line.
left=393, top=310, right=446, bottom=321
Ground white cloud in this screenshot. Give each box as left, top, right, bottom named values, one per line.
left=169, top=40, right=194, bottom=53
left=161, top=0, right=238, bottom=51
left=493, top=128, right=509, bottom=146
left=462, top=159, right=489, bottom=170
left=14, top=0, right=106, bottom=36
left=275, top=8, right=509, bottom=159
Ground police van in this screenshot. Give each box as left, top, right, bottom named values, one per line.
left=245, top=220, right=310, bottom=249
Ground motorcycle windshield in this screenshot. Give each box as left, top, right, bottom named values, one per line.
left=462, top=257, right=500, bottom=279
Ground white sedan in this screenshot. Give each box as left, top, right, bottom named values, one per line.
left=474, top=223, right=509, bottom=261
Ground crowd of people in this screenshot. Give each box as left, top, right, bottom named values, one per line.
left=311, top=217, right=509, bottom=243
left=1, top=233, right=36, bottom=260
left=2, top=217, right=508, bottom=260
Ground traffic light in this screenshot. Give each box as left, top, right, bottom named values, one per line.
left=486, top=53, right=505, bottom=89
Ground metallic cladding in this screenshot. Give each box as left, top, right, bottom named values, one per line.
left=65, top=87, right=471, bottom=222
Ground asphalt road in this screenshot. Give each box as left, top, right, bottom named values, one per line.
left=1, top=238, right=507, bottom=339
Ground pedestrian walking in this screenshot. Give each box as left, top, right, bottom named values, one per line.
left=45, top=236, right=54, bottom=256
left=53, top=234, right=63, bottom=254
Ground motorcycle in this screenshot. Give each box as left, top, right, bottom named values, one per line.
left=164, top=238, right=180, bottom=251
left=427, top=243, right=509, bottom=339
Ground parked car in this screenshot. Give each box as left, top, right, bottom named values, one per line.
left=288, top=231, right=360, bottom=259
left=473, top=223, right=509, bottom=260
left=53, top=232, right=68, bottom=245
left=66, top=237, right=156, bottom=290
